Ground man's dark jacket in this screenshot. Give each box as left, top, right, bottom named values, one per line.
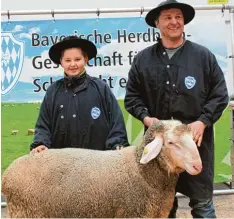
left=124, top=40, right=229, bottom=199
left=31, top=74, right=129, bottom=151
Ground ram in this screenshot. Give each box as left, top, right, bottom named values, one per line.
left=2, top=120, right=202, bottom=218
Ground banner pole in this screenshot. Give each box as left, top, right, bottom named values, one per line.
left=229, top=8, right=234, bottom=189
left=1, top=5, right=234, bottom=17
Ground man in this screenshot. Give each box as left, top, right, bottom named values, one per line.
left=31, top=36, right=129, bottom=153
left=124, top=0, right=229, bottom=218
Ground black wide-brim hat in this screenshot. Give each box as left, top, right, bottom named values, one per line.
left=49, top=36, right=97, bottom=64
left=145, top=0, right=195, bottom=27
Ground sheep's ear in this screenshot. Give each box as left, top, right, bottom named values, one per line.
left=140, top=136, right=163, bottom=164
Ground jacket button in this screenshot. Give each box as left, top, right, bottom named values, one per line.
left=60, top=105, right=63, bottom=108
left=73, top=94, right=76, bottom=97
left=73, top=114, right=76, bottom=118
left=61, top=115, right=64, bottom=119
left=163, top=52, right=166, bottom=55
left=166, top=81, right=170, bottom=85
left=167, top=65, right=170, bottom=68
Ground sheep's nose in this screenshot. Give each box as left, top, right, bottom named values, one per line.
left=193, top=161, right=203, bottom=173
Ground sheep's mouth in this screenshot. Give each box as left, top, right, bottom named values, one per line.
left=185, top=164, right=202, bottom=175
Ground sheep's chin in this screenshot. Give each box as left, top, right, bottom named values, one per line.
left=174, top=167, right=184, bottom=174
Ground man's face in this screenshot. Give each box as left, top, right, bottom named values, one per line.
left=60, top=48, right=88, bottom=77
left=155, top=8, right=184, bottom=41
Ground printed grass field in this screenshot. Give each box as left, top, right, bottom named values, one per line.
left=1, top=102, right=232, bottom=183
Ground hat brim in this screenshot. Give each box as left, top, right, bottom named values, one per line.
left=145, top=3, right=195, bottom=27
left=49, top=38, right=97, bottom=64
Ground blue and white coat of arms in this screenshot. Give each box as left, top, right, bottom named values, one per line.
left=91, top=107, right=101, bottom=119
left=184, top=76, right=196, bottom=89
left=1, top=32, right=24, bottom=95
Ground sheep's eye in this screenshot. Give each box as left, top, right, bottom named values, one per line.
left=168, top=141, right=174, bottom=145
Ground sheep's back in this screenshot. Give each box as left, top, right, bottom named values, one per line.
left=2, top=147, right=177, bottom=218
left=2, top=147, right=145, bottom=217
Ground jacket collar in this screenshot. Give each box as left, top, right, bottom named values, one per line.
left=63, top=71, right=91, bottom=93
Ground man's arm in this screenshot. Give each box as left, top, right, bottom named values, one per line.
left=124, top=56, right=150, bottom=122
left=30, top=92, right=52, bottom=151
left=198, top=53, right=229, bottom=127
left=105, top=85, right=129, bottom=150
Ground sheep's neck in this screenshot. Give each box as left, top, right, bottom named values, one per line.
left=135, top=145, right=178, bottom=188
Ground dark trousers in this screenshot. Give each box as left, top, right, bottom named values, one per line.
left=168, top=197, right=216, bottom=218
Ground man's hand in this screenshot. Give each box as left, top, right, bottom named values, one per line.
left=30, top=145, right=48, bottom=154
left=143, top=116, right=159, bottom=127
left=116, top=146, right=124, bottom=150
left=188, top=121, right=207, bottom=147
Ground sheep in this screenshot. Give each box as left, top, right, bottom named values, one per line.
left=27, top=129, right=35, bottom=135
left=11, top=130, right=19, bottom=135
left=2, top=120, right=202, bottom=218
